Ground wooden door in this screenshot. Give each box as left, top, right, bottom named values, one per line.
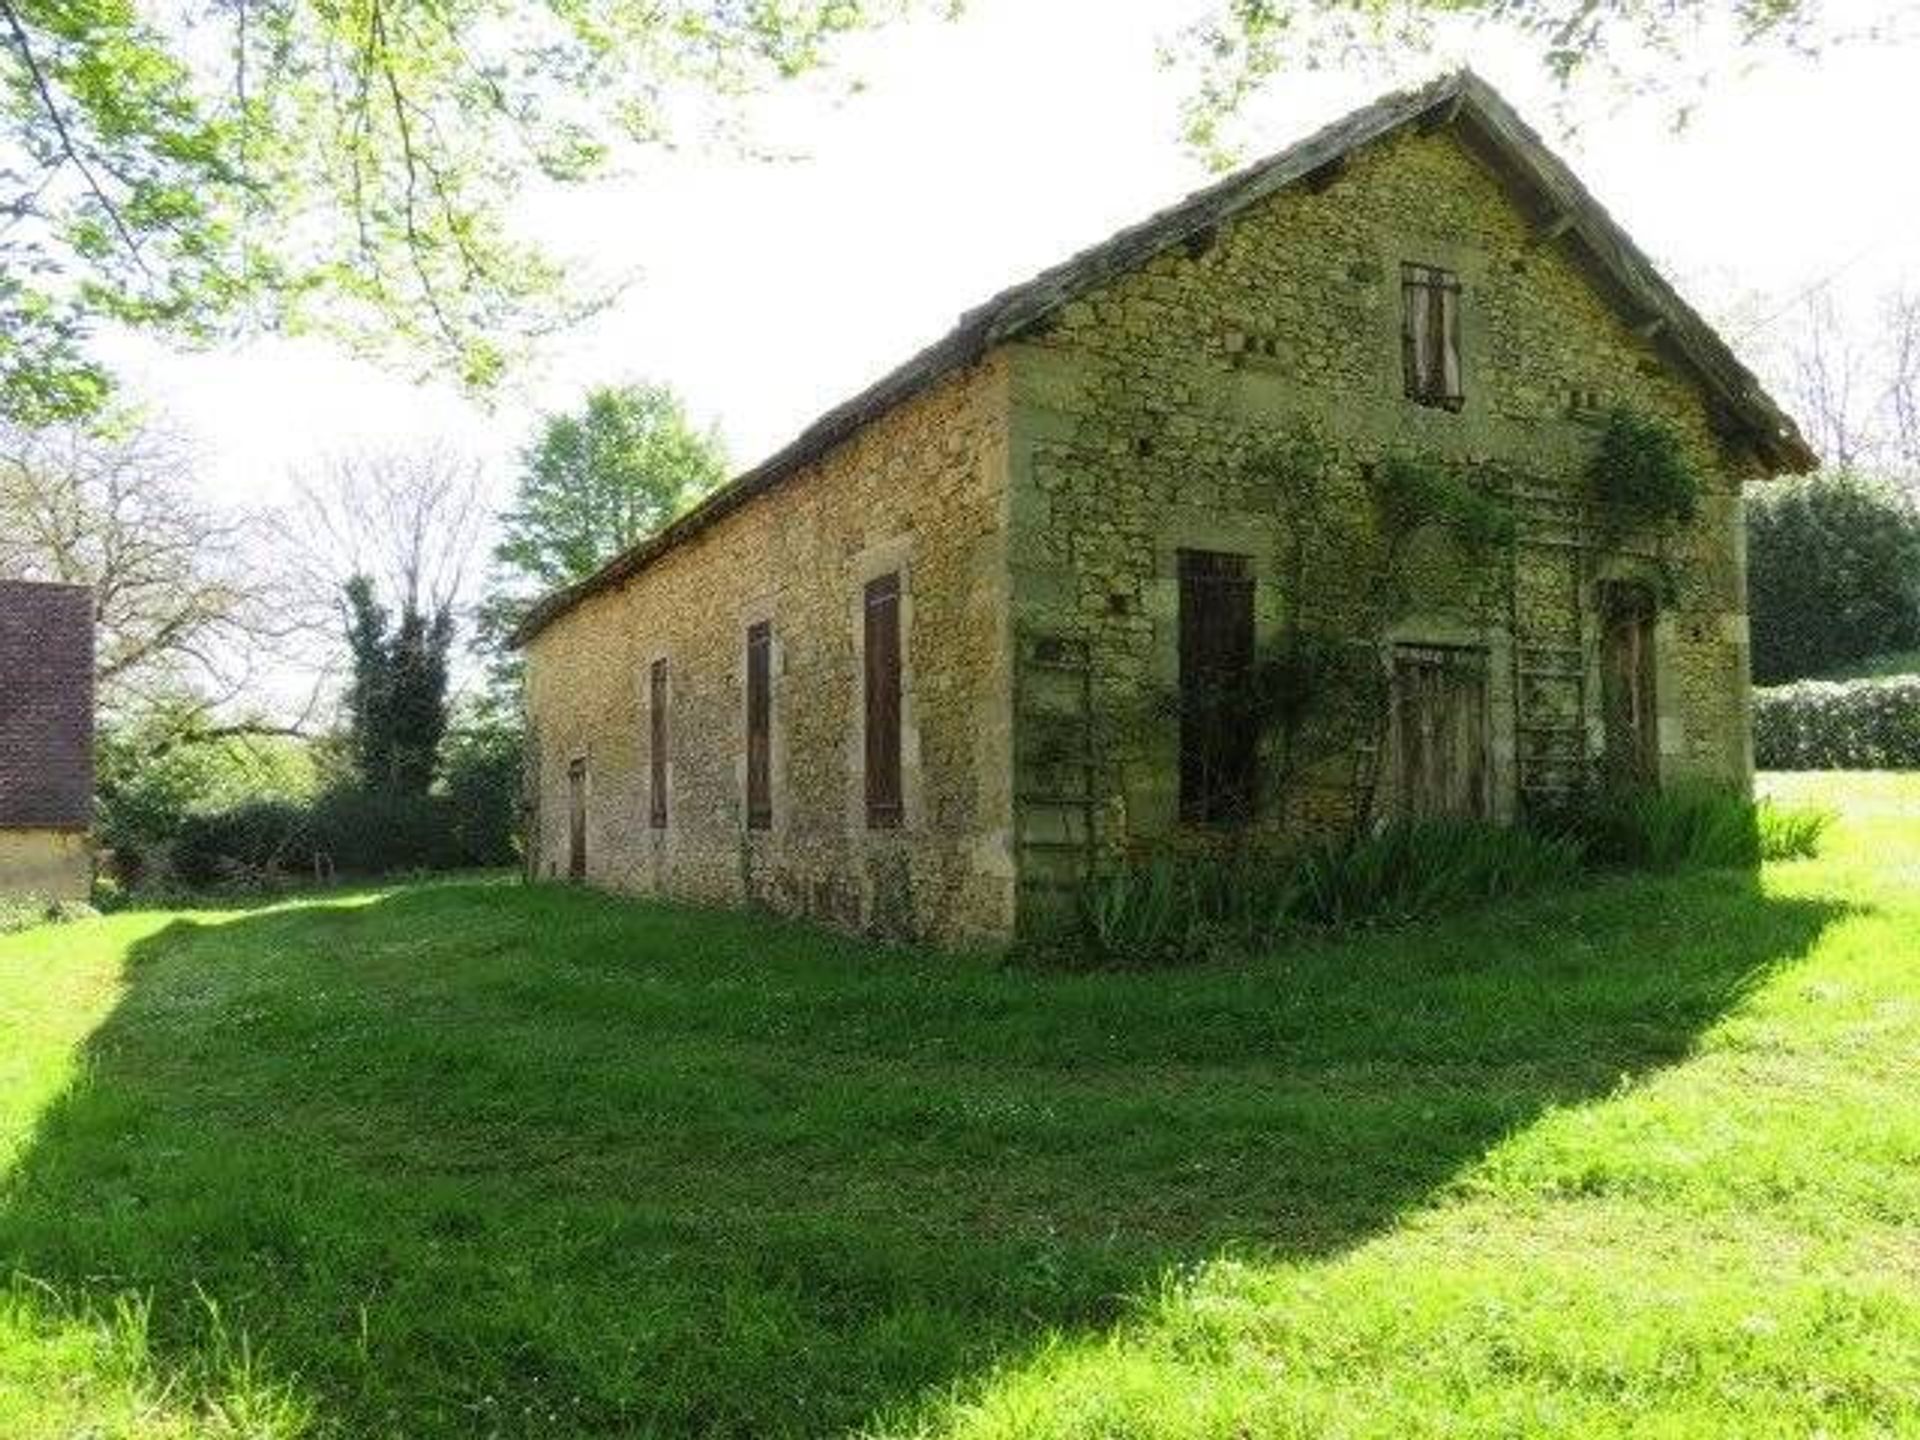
left=1393, top=645, right=1490, bottom=821
left=1601, top=582, right=1659, bottom=789
left=1177, top=549, right=1256, bottom=823
left=566, top=757, right=587, bottom=881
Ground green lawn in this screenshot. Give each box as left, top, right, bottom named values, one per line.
left=1, top=775, right=1916, bottom=1437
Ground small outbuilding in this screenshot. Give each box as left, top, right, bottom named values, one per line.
left=0, top=580, right=94, bottom=899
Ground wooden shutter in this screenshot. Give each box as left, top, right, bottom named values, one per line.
left=1177, top=550, right=1256, bottom=824
left=746, top=621, right=772, bottom=829
left=648, top=658, right=668, bottom=829
left=864, top=573, right=903, bottom=828
left=567, top=757, right=587, bottom=880
left=1402, top=263, right=1462, bottom=409
left=1392, top=645, right=1489, bottom=821
left=1600, top=583, right=1659, bottom=789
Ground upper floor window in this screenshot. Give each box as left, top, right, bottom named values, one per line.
left=1401, top=262, right=1463, bottom=411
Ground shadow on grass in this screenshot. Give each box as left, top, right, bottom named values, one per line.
left=0, top=868, right=1851, bottom=1436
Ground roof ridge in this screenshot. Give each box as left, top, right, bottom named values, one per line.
left=514, top=71, right=1810, bottom=646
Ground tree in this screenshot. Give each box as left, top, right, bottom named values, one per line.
left=1747, top=473, right=1920, bottom=684
left=342, top=572, right=452, bottom=795
left=0, top=416, right=287, bottom=717
left=0, top=1, right=934, bottom=420
left=475, top=381, right=726, bottom=682
left=278, top=445, right=485, bottom=788
left=1171, top=2, right=1899, bottom=164
left=282, top=445, right=489, bottom=632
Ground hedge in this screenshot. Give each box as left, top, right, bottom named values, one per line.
left=1752, top=676, right=1920, bottom=770
left=1746, top=474, right=1920, bottom=684
left=173, top=789, right=492, bottom=889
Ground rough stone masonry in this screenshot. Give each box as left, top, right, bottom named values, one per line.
left=518, top=72, right=1811, bottom=943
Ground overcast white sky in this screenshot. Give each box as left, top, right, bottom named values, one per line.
left=107, top=0, right=1920, bottom=517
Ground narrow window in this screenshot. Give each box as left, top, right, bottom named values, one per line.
left=1401, top=262, right=1463, bottom=410
left=1392, top=644, right=1490, bottom=820
left=1177, top=550, right=1256, bottom=824
left=566, top=757, right=588, bottom=881
left=745, top=620, right=772, bottom=830
left=648, top=657, right=669, bottom=829
left=864, top=573, right=903, bottom=829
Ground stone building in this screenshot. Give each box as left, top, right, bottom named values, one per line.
left=516, top=72, right=1812, bottom=943
left=0, top=580, right=94, bottom=899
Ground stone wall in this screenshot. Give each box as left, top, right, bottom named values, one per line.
left=527, top=122, right=1768, bottom=944
left=1004, top=125, right=1759, bottom=922
left=524, top=361, right=1017, bottom=943
left=0, top=829, right=90, bottom=900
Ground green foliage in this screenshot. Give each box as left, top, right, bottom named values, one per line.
left=0, top=3, right=935, bottom=419
left=1071, top=820, right=1583, bottom=966
left=1586, top=408, right=1700, bottom=533
left=494, top=384, right=728, bottom=596
left=0, top=896, right=97, bottom=936
left=171, top=789, right=493, bottom=888
left=1072, top=784, right=1830, bottom=966
left=1746, top=473, right=1920, bottom=684
left=1753, top=676, right=1920, bottom=770
left=1371, top=452, right=1516, bottom=553
left=342, top=575, right=452, bottom=795
left=440, top=721, right=524, bottom=868
left=475, top=381, right=728, bottom=691
left=1530, top=782, right=1828, bottom=871
left=94, top=709, right=319, bottom=885
left=1172, top=2, right=1829, bottom=167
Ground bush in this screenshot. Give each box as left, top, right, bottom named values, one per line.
left=1753, top=676, right=1920, bottom=769
left=440, top=723, right=522, bottom=867
left=173, top=789, right=474, bottom=889
left=0, top=896, right=99, bottom=936
left=96, top=713, right=319, bottom=885
left=173, top=799, right=316, bottom=888
left=1747, top=473, right=1920, bottom=684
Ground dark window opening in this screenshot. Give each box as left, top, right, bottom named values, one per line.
left=864, top=573, right=903, bottom=829
left=1402, top=262, right=1463, bottom=410
left=1391, top=643, right=1490, bottom=821
left=1177, top=549, right=1257, bottom=824
left=648, top=658, right=669, bottom=829
left=566, top=757, right=587, bottom=881
left=746, top=621, right=772, bottom=830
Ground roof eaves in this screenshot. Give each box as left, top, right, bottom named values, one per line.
left=514, top=69, right=1812, bottom=646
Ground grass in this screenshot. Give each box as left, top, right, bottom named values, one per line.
left=1, top=773, right=1916, bottom=1436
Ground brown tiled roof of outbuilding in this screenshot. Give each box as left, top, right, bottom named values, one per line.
left=0, top=580, right=94, bottom=830
left=514, top=69, right=1814, bottom=646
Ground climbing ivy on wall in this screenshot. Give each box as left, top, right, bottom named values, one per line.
left=1136, top=424, right=1519, bottom=836
left=1587, top=408, right=1700, bottom=535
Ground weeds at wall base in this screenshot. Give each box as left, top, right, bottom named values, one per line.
left=1042, top=784, right=1829, bottom=969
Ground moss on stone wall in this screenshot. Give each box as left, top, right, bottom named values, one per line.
left=1004, top=125, right=1756, bottom=928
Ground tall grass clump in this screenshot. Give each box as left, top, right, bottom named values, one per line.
left=1066, top=787, right=1828, bottom=966
left=1530, top=783, right=1829, bottom=872
left=1070, top=820, right=1583, bottom=967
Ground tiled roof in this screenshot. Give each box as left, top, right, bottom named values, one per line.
left=515, top=69, right=1813, bottom=646
left=0, top=580, right=94, bottom=829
